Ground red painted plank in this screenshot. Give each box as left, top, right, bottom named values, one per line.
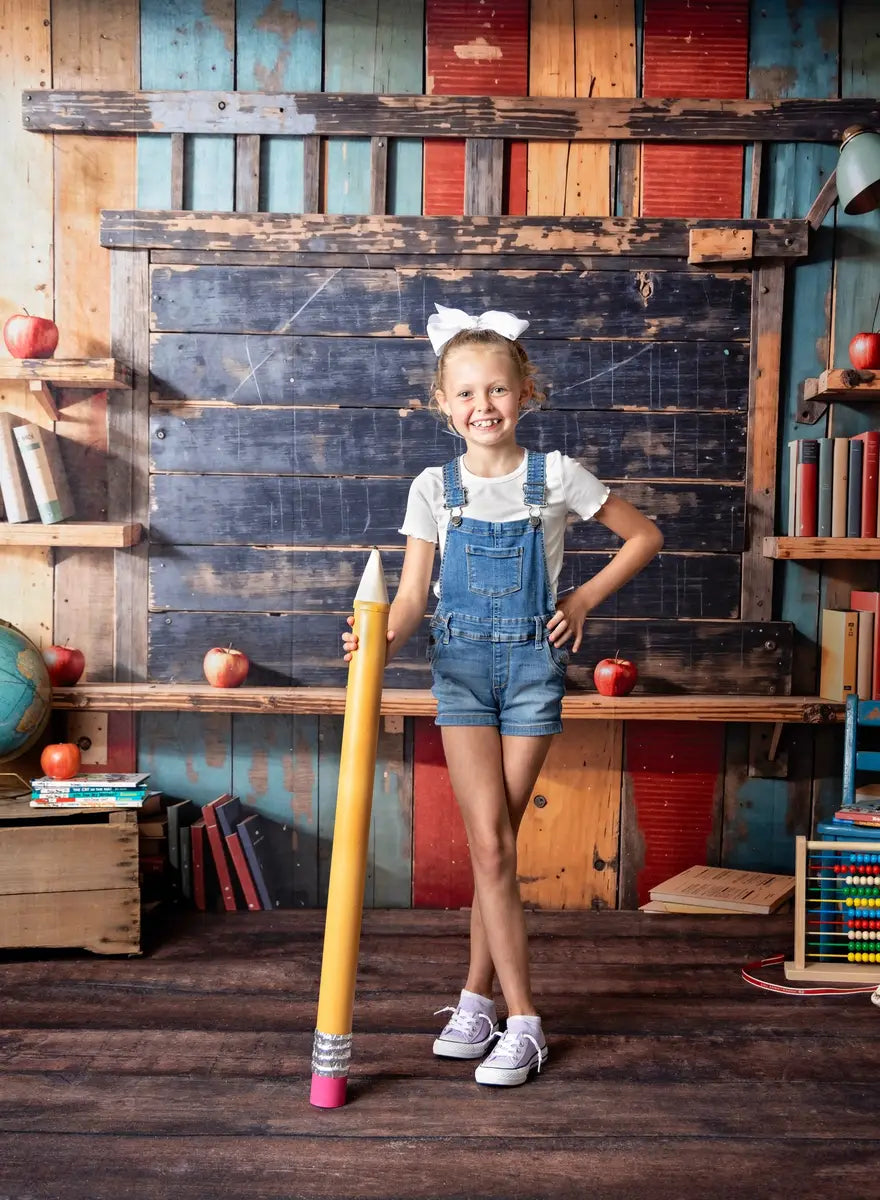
left=625, top=722, right=724, bottom=906
left=412, top=718, right=473, bottom=908
left=641, top=0, right=749, bottom=217
left=424, top=0, right=528, bottom=215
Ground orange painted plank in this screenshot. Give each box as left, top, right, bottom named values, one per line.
left=424, top=0, right=528, bottom=215
left=641, top=0, right=749, bottom=218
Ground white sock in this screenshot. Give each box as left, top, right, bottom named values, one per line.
left=506, top=1013, right=544, bottom=1043
left=460, top=988, right=496, bottom=1013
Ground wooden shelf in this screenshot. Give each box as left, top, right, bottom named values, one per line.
left=50, top=684, right=845, bottom=723
left=800, top=368, right=880, bottom=424
left=0, top=522, right=142, bottom=548
left=763, top=536, right=880, bottom=560
left=0, top=357, right=131, bottom=420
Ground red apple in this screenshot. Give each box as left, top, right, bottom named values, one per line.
left=849, top=331, right=880, bottom=370
left=593, top=656, right=638, bottom=697
left=203, top=645, right=250, bottom=688
left=42, top=644, right=85, bottom=686
left=40, top=742, right=82, bottom=780
left=3, top=311, right=59, bottom=359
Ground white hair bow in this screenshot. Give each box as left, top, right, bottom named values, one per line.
left=426, top=303, right=529, bottom=356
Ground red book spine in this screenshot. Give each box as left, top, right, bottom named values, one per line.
left=203, top=798, right=238, bottom=911
left=191, top=820, right=207, bottom=912
left=795, top=440, right=819, bottom=537
left=225, top=832, right=262, bottom=911
left=854, top=431, right=880, bottom=538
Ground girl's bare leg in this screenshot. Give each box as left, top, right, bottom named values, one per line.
left=442, top=726, right=553, bottom=1015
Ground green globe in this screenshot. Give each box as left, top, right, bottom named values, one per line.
left=0, top=620, right=52, bottom=764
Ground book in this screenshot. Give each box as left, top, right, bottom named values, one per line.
left=191, top=819, right=208, bottom=911
left=202, top=795, right=239, bottom=911
left=818, top=609, right=858, bottom=701
left=29, top=794, right=149, bottom=808
left=166, top=799, right=198, bottom=872
left=854, top=430, right=880, bottom=538
left=833, top=810, right=880, bottom=827
left=850, top=591, right=880, bottom=701
left=857, top=610, right=875, bottom=701
left=13, top=422, right=75, bottom=524
left=179, top=823, right=193, bottom=901
left=0, top=412, right=38, bottom=523
left=795, top=439, right=819, bottom=537
left=214, top=795, right=263, bottom=911
left=817, top=437, right=833, bottom=537
left=30, top=772, right=150, bottom=790
left=639, top=899, right=764, bottom=915
left=831, top=436, right=850, bottom=537
left=649, top=865, right=795, bottom=914
left=847, top=437, right=863, bottom=536
left=236, top=813, right=284, bottom=910
left=786, top=439, right=798, bottom=535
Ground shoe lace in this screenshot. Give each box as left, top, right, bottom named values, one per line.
left=488, top=1027, right=544, bottom=1073
left=433, top=1005, right=493, bottom=1036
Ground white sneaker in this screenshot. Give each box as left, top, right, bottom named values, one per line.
left=433, top=1000, right=499, bottom=1060
left=474, top=1023, right=547, bottom=1086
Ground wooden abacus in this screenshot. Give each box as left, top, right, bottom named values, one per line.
left=784, top=837, right=880, bottom=984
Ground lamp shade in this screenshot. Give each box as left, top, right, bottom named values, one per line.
left=837, top=126, right=880, bottom=216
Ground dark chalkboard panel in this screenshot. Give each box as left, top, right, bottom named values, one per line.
left=149, top=333, right=748, bottom=411
left=149, top=474, right=744, bottom=551
left=150, top=265, right=750, bottom=340
left=149, top=546, right=740, bottom=620
left=148, top=613, right=791, bottom=694
left=150, top=406, right=747, bottom=480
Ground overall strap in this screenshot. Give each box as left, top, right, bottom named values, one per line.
left=442, top=457, right=468, bottom=527
left=522, top=451, right=547, bottom=526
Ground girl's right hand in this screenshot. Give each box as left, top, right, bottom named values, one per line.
left=342, top=614, right=396, bottom=662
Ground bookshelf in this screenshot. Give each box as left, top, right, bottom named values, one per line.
left=0, top=357, right=131, bottom=421
left=0, top=522, right=142, bottom=548
left=763, top=537, right=880, bottom=560
left=800, top=367, right=880, bottom=425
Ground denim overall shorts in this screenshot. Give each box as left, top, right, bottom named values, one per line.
left=428, top=451, right=569, bottom=737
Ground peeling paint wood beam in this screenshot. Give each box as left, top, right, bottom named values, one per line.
left=100, top=211, right=808, bottom=258
left=464, top=138, right=503, bottom=216
left=23, top=91, right=880, bottom=142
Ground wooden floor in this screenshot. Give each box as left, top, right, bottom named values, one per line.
left=1, top=910, right=879, bottom=1200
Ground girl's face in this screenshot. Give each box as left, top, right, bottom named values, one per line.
left=436, top=345, right=532, bottom=447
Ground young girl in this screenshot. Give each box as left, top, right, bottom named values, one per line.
left=343, top=303, right=663, bottom=1087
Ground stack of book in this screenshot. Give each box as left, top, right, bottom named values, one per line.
left=29, top=771, right=152, bottom=808
left=786, top=431, right=879, bottom=538
left=819, top=591, right=880, bottom=701
left=640, top=864, right=795, bottom=915
left=0, top=413, right=74, bottom=525
left=833, top=785, right=880, bottom=829
left=188, top=794, right=287, bottom=913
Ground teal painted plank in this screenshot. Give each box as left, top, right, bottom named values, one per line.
left=324, top=0, right=423, bottom=215
left=137, top=712, right=233, bottom=804
left=317, top=715, right=411, bottom=908
left=235, top=0, right=323, bottom=212
left=231, top=713, right=319, bottom=907
left=722, top=3, right=841, bottom=869
left=139, top=0, right=235, bottom=210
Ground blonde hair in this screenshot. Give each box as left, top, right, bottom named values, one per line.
left=428, top=328, right=546, bottom=422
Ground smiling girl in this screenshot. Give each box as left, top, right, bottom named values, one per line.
left=344, top=303, right=663, bottom=1086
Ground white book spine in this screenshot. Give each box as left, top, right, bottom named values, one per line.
left=13, top=423, right=74, bottom=523
left=0, top=413, right=38, bottom=522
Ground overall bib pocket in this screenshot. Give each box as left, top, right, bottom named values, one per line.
left=465, top=544, right=523, bottom=598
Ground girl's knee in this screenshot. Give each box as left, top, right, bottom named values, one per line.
left=469, top=831, right=517, bottom=883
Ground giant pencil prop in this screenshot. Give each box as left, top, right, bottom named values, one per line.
left=310, top=548, right=390, bottom=1108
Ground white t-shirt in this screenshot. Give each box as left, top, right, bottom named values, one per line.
left=399, top=450, right=610, bottom=601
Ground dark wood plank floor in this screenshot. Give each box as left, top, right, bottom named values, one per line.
left=1, top=910, right=879, bottom=1200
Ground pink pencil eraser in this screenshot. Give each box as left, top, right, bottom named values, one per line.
left=310, top=1074, right=347, bottom=1108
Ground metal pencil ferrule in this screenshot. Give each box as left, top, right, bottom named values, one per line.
left=311, top=1030, right=352, bottom=1078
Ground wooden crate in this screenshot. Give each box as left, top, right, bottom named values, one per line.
left=0, top=797, right=140, bottom=954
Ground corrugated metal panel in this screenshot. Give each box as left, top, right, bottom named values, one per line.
left=626, top=722, right=725, bottom=906
left=641, top=0, right=749, bottom=218
left=424, top=0, right=528, bottom=215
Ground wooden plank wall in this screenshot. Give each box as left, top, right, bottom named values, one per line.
left=2, top=1, right=875, bottom=909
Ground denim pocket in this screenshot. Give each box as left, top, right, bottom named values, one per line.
left=465, top=544, right=523, bottom=597
left=546, top=639, right=570, bottom=678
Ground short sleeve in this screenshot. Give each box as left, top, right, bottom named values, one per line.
left=398, top=469, right=442, bottom=543
left=559, top=454, right=610, bottom=522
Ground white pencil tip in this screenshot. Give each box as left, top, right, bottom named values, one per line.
left=354, top=548, right=388, bottom=605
